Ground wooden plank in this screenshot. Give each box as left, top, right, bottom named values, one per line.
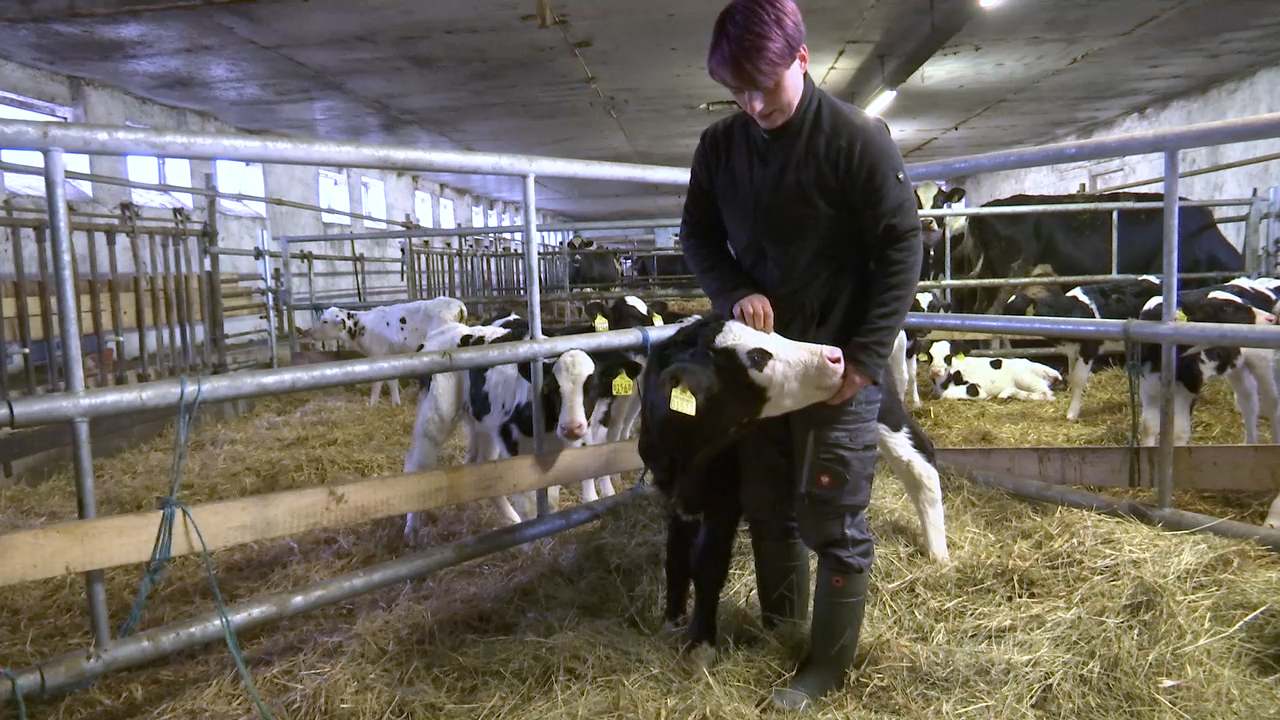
left=935, top=445, right=1280, bottom=492
left=0, top=439, right=644, bottom=587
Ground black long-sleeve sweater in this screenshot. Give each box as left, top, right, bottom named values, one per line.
left=679, top=73, right=923, bottom=384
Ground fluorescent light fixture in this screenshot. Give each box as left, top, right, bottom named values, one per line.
left=979, top=0, right=1002, bottom=8
left=864, top=88, right=898, bottom=117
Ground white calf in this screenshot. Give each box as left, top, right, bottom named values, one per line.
left=309, top=296, right=467, bottom=406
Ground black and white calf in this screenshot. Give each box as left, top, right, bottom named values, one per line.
left=637, top=317, right=948, bottom=654
left=401, top=318, right=601, bottom=537
left=1136, top=277, right=1279, bottom=446
left=922, top=340, right=1062, bottom=401
left=1004, top=276, right=1163, bottom=419
left=889, top=290, right=951, bottom=407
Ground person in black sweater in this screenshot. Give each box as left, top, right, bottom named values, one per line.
left=679, top=0, right=922, bottom=710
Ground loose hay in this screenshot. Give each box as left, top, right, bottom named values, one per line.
left=2, top=373, right=1279, bottom=719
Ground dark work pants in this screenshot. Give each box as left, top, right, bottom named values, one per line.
left=738, top=384, right=881, bottom=574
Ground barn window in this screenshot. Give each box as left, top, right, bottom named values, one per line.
left=361, top=176, right=387, bottom=229
left=439, top=197, right=456, bottom=229
left=318, top=169, right=351, bottom=224
left=125, top=153, right=193, bottom=209
left=414, top=189, right=433, bottom=227
left=471, top=203, right=485, bottom=228
left=215, top=159, right=266, bottom=217
left=0, top=94, right=92, bottom=200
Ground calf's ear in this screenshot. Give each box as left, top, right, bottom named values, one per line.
left=658, top=361, right=718, bottom=406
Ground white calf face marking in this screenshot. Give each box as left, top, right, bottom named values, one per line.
left=553, top=350, right=595, bottom=442
left=1065, top=286, right=1101, bottom=319
left=915, top=291, right=937, bottom=312
left=311, top=308, right=350, bottom=341
left=1205, top=290, right=1276, bottom=324
left=623, top=295, right=649, bottom=317
left=712, top=321, right=844, bottom=417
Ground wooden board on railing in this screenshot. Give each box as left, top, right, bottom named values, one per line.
left=0, top=439, right=645, bottom=587
left=935, top=445, right=1280, bottom=492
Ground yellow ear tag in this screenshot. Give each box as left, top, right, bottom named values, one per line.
left=612, top=370, right=634, bottom=396
left=651, top=313, right=664, bottom=326
left=1175, top=309, right=1188, bottom=322
left=917, top=353, right=928, bottom=362
left=669, top=383, right=697, bottom=416
left=954, top=353, right=966, bottom=362
left=593, top=314, right=609, bottom=332
left=1025, top=305, right=1035, bottom=316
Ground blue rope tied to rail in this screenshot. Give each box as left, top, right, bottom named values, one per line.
left=637, top=324, right=652, bottom=356
left=115, top=376, right=279, bottom=720
left=2, top=668, right=26, bottom=720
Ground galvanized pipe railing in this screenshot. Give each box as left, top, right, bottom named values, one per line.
left=0, top=120, right=691, bottom=184
left=44, top=148, right=112, bottom=648
left=906, top=112, right=1280, bottom=180
left=0, top=323, right=681, bottom=429
left=0, top=486, right=644, bottom=703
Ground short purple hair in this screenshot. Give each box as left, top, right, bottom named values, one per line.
left=707, top=0, right=806, bottom=91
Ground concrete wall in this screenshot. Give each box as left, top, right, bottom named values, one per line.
left=0, top=57, right=573, bottom=375
left=949, top=63, right=1280, bottom=252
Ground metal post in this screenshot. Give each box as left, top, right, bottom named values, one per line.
left=44, top=148, right=111, bottom=648
left=1243, top=189, right=1263, bottom=276
left=523, top=174, right=550, bottom=518
left=942, top=222, right=953, bottom=305
left=8, top=203, right=38, bottom=394
left=34, top=226, right=60, bottom=390
left=1269, top=186, right=1280, bottom=276
left=277, top=233, right=299, bottom=358
left=128, top=228, right=152, bottom=382
left=203, top=173, right=228, bottom=373
left=260, top=229, right=278, bottom=369
left=1157, top=150, right=1180, bottom=510
left=85, top=231, right=108, bottom=386
left=105, top=232, right=128, bottom=386
left=1110, top=209, right=1120, bottom=276
left=191, top=232, right=213, bottom=371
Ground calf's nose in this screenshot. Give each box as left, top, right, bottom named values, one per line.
left=559, top=420, right=587, bottom=440
left=822, top=347, right=844, bottom=371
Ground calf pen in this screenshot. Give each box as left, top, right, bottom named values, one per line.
left=1, top=112, right=1280, bottom=717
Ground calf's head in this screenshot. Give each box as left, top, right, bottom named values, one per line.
left=638, top=318, right=845, bottom=511
left=309, top=307, right=356, bottom=342
left=551, top=350, right=644, bottom=444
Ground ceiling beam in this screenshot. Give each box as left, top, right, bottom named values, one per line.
left=841, top=0, right=981, bottom=109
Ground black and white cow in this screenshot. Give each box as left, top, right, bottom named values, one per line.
left=922, top=340, right=1062, bottom=401
left=637, top=317, right=949, bottom=655
left=568, top=236, right=623, bottom=288
left=914, top=181, right=967, bottom=282
left=1004, top=276, right=1163, bottom=419
left=1136, top=277, right=1279, bottom=447
left=954, top=192, right=1245, bottom=314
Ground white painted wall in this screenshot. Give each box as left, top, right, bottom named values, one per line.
left=950, top=63, right=1280, bottom=253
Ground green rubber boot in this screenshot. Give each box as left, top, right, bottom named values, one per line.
left=750, top=531, right=811, bottom=629
left=770, top=566, right=869, bottom=711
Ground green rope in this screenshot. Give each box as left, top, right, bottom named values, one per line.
left=2, top=668, right=26, bottom=720
left=116, top=376, right=279, bottom=720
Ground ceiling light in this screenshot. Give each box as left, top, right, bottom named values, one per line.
left=863, top=88, right=898, bottom=117
left=979, top=0, right=1002, bottom=8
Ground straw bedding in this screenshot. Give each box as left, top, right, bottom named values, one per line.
left=2, top=367, right=1279, bottom=719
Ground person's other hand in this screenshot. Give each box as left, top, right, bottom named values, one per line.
left=826, top=364, right=872, bottom=405
left=733, top=294, right=774, bottom=334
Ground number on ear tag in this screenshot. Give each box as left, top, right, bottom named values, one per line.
left=593, top=314, right=609, bottom=332
left=1175, top=309, right=1188, bottom=322
left=612, top=370, right=634, bottom=396
left=669, top=384, right=697, bottom=416
left=651, top=313, right=664, bottom=326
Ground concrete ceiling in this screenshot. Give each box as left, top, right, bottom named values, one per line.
left=0, top=0, right=1277, bottom=221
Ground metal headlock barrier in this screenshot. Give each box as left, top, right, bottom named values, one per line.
left=1, top=111, right=1280, bottom=708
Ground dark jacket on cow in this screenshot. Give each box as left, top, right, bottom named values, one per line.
left=679, top=72, right=923, bottom=384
